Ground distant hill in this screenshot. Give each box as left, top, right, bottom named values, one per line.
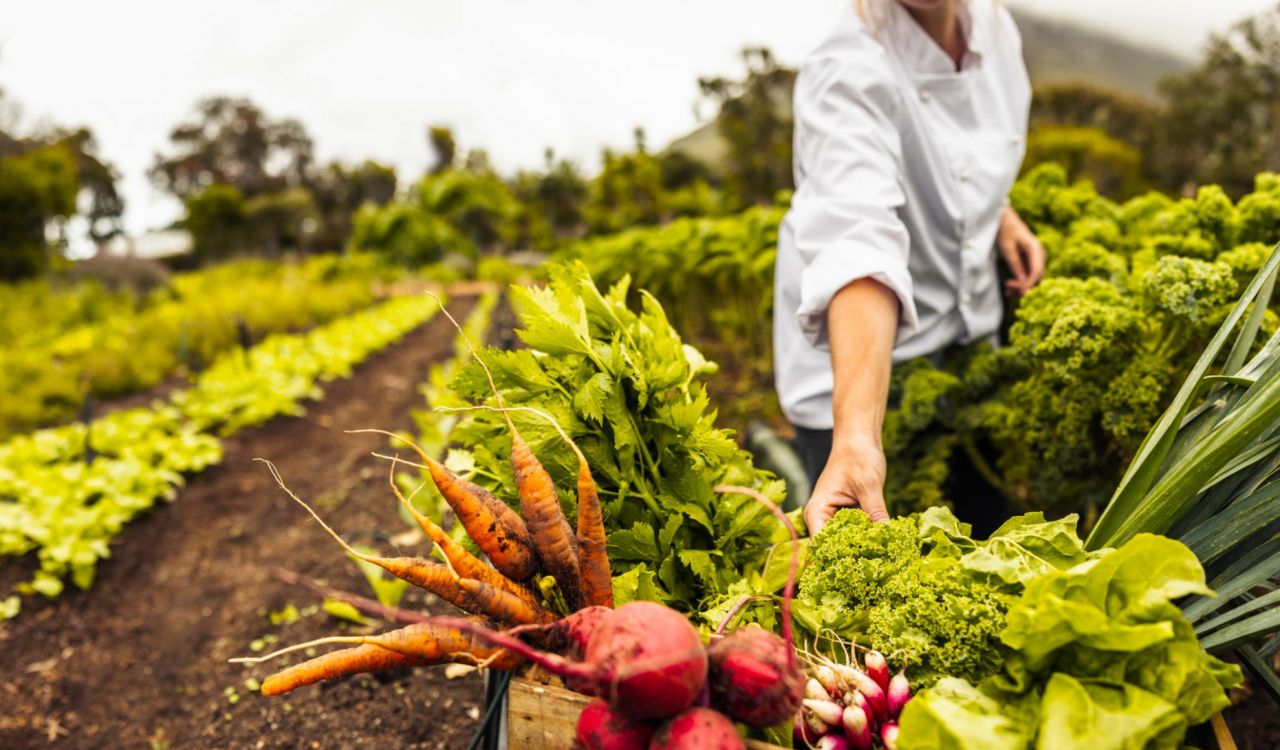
left=1012, top=8, right=1189, bottom=98
left=664, top=7, right=1190, bottom=168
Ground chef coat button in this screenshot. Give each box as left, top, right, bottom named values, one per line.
left=919, top=89, right=930, bottom=102
left=961, top=292, right=972, bottom=304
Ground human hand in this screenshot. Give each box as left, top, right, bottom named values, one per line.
left=997, top=205, right=1045, bottom=296
left=803, top=435, right=889, bottom=536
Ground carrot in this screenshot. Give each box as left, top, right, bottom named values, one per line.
left=427, top=299, right=587, bottom=609
left=258, top=459, right=545, bottom=625
left=509, top=428, right=585, bottom=611
left=242, top=622, right=523, bottom=696
left=384, top=459, right=543, bottom=612
left=354, top=429, right=537, bottom=582
left=574, top=457, right=613, bottom=608
left=258, top=643, right=428, bottom=696
left=452, top=405, right=612, bottom=609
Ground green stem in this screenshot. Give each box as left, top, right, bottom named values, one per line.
left=958, top=431, right=1032, bottom=512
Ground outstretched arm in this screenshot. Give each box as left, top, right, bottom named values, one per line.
left=803, top=278, right=898, bottom=536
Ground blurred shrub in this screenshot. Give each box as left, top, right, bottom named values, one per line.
left=1023, top=126, right=1147, bottom=200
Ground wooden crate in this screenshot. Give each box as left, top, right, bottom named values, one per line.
left=507, top=676, right=786, bottom=749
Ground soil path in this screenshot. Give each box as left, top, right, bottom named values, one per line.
left=0, top=299, right=487, bottom=750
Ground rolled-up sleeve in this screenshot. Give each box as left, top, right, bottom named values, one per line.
left=789, top=52, right=918, bottom=348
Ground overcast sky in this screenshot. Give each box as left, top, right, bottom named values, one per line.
left=1, top=0, right=1276, bottom=245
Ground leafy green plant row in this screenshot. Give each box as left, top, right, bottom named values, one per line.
left=0, top=253, right=402, bottom=440
left=885, top=165, right=1280, bottom=520
left=555, top=205, right=783, bottom=368
left=0, top=294, right=443, bottom=617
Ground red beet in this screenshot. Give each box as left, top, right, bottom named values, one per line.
left=423, top=602, right=707, bottom=721
left=707, top=625, right=805, bottom=727
left=574, top=699, right=656, bottom=750
left=651, top=707, right=745, bottom=749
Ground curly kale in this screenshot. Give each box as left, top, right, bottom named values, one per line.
left=800, top=508, right=1088, bottom=686
left=1140, top=256, right=1236, bottom=327
left=881, top=167, right=1280, bottom=518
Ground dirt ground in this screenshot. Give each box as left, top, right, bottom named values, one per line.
left=0, top=299, right=489, bottom=750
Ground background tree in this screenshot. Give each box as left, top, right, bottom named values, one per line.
left=1154, top=3, right=1280, bottom=197
left=309, top=160, right=397, bottom=250
left=180, top=183, right=249, bottom=265
left=427, top=125, right=457, bottom=174
left=698, top=47, right=796, bottom=207
left=0, top=144, right=79, bottom=279
left=149, top=97, right=314, bottom=200
left=511, top=148, right=588, bottom=239
left=584, top=128, right=665, bottom=234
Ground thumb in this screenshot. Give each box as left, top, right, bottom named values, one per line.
left=859, top=487, right=890, bottom=524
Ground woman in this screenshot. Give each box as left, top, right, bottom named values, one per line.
left=773, top=0, right=1045, bottom=535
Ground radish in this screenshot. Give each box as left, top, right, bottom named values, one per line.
left=864, top=650, right=889, bottom=692
left=794, top=712, right=821, bottom=745
left=650, top=707, right=745, bottom=749
left=706, top=625, right=805, bottom=727
left=805, top=677, right=829, bottom=702
left=419, top=602, right=707, bottom=720
left=802, top=698, right=843, bottom=727
left=846, top=689, right=873, bottom=725
left=574, top=699, right=656, bottom=750
left=816, top=735, right=850, bottom=750
left=802, top=704, right=832, bottom=737
left=881, top=721, right=900, bottom=750
left=851, top=671, right=887, bottom=723
left=886, top=672, right=912, bottom=720
left=814, top=664, right=842, bottom=697
left=842, top=704, right=873, bottom=750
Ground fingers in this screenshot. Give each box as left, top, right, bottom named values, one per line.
left=1026, top=237, right=1046, bottom=288
left=858, top=487, right=890, bottom=524
left=999, top=235, right=1028, bottom=293
left=804, top=493, right=856, bottom=536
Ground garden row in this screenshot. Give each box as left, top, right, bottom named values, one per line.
left=0, top=253, right=401, bottom=440
left=0, top=293, right=444, bottom=617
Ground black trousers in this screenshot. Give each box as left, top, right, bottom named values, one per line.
left=791, top=424, right=1010, bottom=537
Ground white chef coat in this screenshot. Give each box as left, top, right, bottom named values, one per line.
left=774, top=0, right=1031, bottom=430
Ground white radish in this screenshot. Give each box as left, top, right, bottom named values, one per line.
left=881, top=721, right=900, bottom=750
left=887, top=672, right=912, bottom=720
left=816, top=735, right=850, bottom=750
left=803, top=698, right=843, bottom=728
left=805, top=677, right=830, bottom=702
left=842, top=704, right=873, bottom=750
left=864, top=650, right=889, bottom=692
left=814, top=664, right=842, bottom=697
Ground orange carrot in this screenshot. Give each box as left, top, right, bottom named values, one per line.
left=574, top=458, right=613, bottom=608
left=428, top=299, right=587, bottom=609
left=464, top=405, right=612, bottom=609
left=260, top=644, right=428, bottom=696
left=384, top=461, right=543, bottom=611
left=252, top=622, right=522, bottom=696
left=258, top=459, right=543, bottom=625
left=510, top=428, right=584, bottom=610
left=458, top=575, right=557, bottom=625
left=355, top=429, right=537, bottom=582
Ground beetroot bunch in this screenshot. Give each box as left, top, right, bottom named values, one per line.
left=568, top=607, right=807, bottom=750
left=796, top=650, right=913, bottom=750
left=571, top=486, right=807, bottom=749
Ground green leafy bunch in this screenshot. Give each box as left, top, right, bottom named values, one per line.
left=898, top=535, right=1242, bottom=750
left=798, top=506, right=1088, bottom=686
left=448, top=262, right=785, bottom=613
left=884, top=164, right=1280, bottom=517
